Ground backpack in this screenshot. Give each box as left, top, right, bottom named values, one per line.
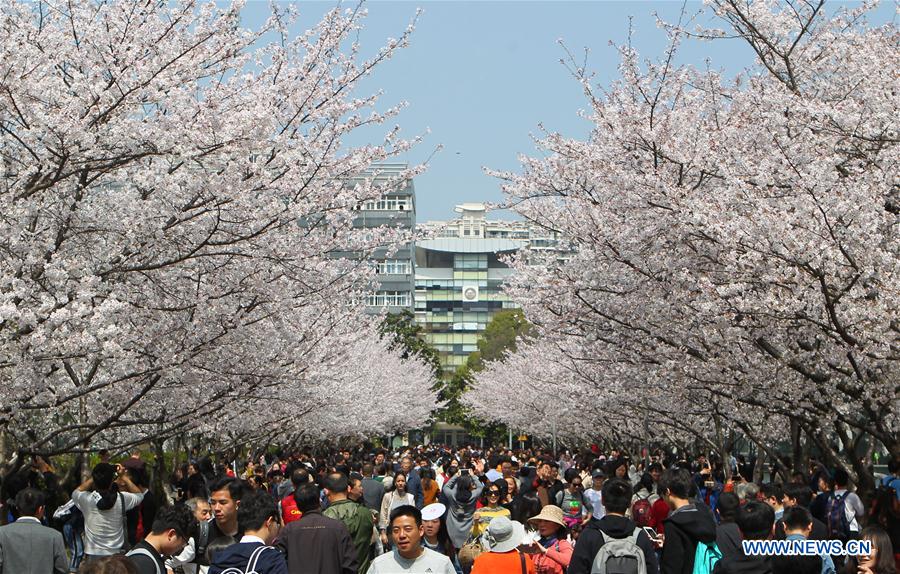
left=826, top=491, right=851, bottom=541
left=691, top=541, right=722, bottom=574
left=281, top=494, right=302, bottom=525
left=590, top=529, right=647, bottom=574
left=193, top=520, right=211, bottom=564
left=219, top=545, right=275, bottom=574
left=125, top=547, right=162, bottom=574
left=631, top=496, right=652, bottom=528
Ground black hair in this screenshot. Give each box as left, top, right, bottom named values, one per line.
left=717, top=492, right=740, bottom=523
left=293, top=482, right=321, bottom=513
left=14, top=488, right=45, bottom=517
left=736, top=501, right=775, bottom=541
left=237, top=490, right=279, bottom=532
left=563, top=467, right=579, bottom=483
left=389, top=471, right=408, bottom=493
left=389, top=504, right=422, bottom=528
left=362, top=463, right=374, bottom=476
left=209, top=477, right=244, bottom=502
left=770, top=554, right=821, bottom=574
left=888, top=458, right=899, bottom=475
left=92, top=463, right=117, bottom=491
left=833, top=468, right=849, bottom=488
left=781, top=506, right=813, bottom=532
left=77, top=556, right=139, bottom=574
left=783, top=484, right=813, bottom=507
left=606, top=458, right=627, bottom=474
left=854, top=526, right=896, bottom=574
left=482, top=479, right=507, bottom=506
left=198, top=457, right=215, bottom=477
left=150, top=504, right=195, bottom=539
left=647, top=462, right=662, bottom=473
left=454, top=474, right=473, bottom=503
left=760, top=483, right=784, bottom=502
left=635, top=473, right=654, bottom=495
left=290, top=467, right=309, bottom=488
left=658, top=468, right=693, bottom=500
left=601, top=478, right=632, bottom=514
left=205, top=537, right=233, bottom=563
left=324, top=472, right=348, bottom=493
left=511, top=491, right=542, bottom=524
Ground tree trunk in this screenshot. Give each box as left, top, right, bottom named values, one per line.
left=790, top=417, right=803, bottom=475
left=152, top=438, right=167, bottom=506
left=753, top=449, right=767, bottom=483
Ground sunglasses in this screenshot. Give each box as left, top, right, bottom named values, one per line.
left=488, top=491, right=501, bottom=496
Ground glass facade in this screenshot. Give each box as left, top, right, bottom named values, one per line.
left=414, top=240, right=521, bottom=374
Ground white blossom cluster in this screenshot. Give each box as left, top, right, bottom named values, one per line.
left=467, top=1, right=898, bottom=476
left=0, top=1, right=437, bottom=455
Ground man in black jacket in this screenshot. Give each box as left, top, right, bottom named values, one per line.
left=569, top=478, right=660, bottom=574
left=659, top=468, right=718, bottom=574
left=275, top=482, right=357, bottom=574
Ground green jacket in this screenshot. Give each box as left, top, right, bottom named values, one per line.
left=324, top=499, right=374, bottom=573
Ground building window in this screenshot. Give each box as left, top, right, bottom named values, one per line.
left=366, top=291, right=410, bottom=307
left=376, top=259, right=410, bottom=275
left=454, top=254, right=487, bottom=269
left=362, top=198, right=409, bottom=211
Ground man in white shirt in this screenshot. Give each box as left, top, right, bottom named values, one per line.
left=831, top=469, right=865, bottom=537
left=369, top=505, right=455, bottom=574
left=72, top=462, right=145, bottom=562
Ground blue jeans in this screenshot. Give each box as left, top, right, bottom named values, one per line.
left=62, top=520, right=84, bottom=572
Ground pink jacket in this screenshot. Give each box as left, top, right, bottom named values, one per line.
left=532, top=539, right=573, bottom=574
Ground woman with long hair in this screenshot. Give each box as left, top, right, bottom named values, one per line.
left=472, top=480, right=511, bottom=538
left=422, top=503, right=463, bottom=574
left=442, top=471, right=484, bottom=553
left=503, top=476, right=519, bottom=509
left=843, top=526, right=897, bottom=574
left=378, top=471, right=414, bottom=548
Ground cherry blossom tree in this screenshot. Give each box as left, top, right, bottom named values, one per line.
left=0, top=0, right=437, bottom=466
left=470, top=0, right=897, bottom=488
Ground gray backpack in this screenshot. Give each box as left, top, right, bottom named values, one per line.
left=125, top=547, right=162, bottom=574
left=590, top=528, right=647, bottom=574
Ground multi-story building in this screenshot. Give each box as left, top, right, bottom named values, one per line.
left=413, top=237, right=524, bottom=372
left=414, top=203, right=565, bottom=373
left=352, top=164, right=416, bottom=313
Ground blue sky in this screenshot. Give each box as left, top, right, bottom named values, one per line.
left=242, top=1, right=891, bottom=221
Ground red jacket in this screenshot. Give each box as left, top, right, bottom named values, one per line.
left=281, top=494, right=302, bottom=525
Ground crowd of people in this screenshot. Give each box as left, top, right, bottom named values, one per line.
left=0, top=444, right=897, bottom=574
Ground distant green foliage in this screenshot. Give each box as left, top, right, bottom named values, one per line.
left=467, top=309, right=533, bottom=372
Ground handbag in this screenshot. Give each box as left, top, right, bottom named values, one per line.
left=457, top=533, right=484, bottom=568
